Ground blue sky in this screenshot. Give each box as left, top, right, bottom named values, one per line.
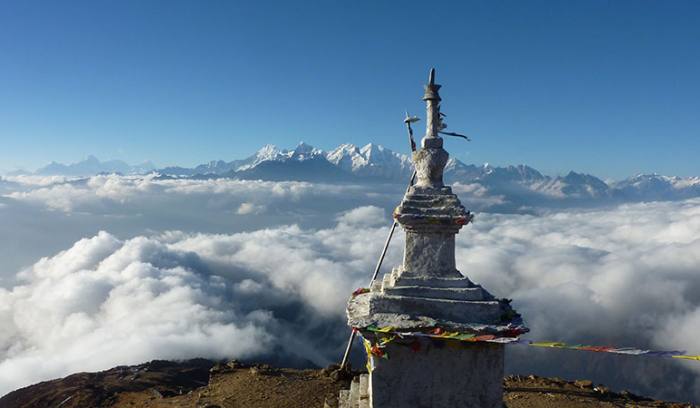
left=1, top=0, right=699, bottom=178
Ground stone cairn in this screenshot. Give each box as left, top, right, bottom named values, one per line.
left=338, top=69, right=528, bottom=408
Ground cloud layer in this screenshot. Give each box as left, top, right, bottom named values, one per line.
left=0, top=206, right=397, bottom=396
left=1, top=176, right=700, bottom=402
left=5, top=174, right=358, bottom=213
left=0, top=175, right=406, bottom=278
left=458, top=200, right=700, bottom=401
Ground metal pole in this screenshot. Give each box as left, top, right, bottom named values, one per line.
left=339, top=207, right=399, bottom=369
left=339, top=172, right=415, bottom=370
left=338, top=117, right=419, bottom=371
left=339, top=329, right=357, bottom=372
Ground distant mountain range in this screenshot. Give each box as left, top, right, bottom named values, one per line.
left=152, top=142, right=700, bottom=205
left=10, top=143, right=700, bottom=207
left=23, top=155, right=156, bottom=177
left=155, top=142, right=412, bottom=182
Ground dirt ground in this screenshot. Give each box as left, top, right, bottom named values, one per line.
left=0, top=359, right=694, bottom=408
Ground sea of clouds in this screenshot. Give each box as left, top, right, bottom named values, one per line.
left=1, top=175, right=699, bottom=402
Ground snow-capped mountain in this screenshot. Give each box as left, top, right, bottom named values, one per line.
left=479, top=164, right=547, bottom=185
left=153, top=145, right=298, bottom=177
left=193, top=160, right=238, bottom=175
left=445, top=163, right=612, bottom=207
left=160, top=142, right=412, bottom=182
left=34, top=155, right=155, bottom=176
left=17, top=142, right=700, bottom=208
left=237, top=142, right=326, bottom=172
left=531, top=171, right=611, bottom=199
left=234, top=143, right=351, bottom=182
left=326, top=143, right=413, bottom=180
left=612, top=174, right=700, bottom=201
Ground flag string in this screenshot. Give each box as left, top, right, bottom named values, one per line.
left=356, top=326, right=700, bottom=363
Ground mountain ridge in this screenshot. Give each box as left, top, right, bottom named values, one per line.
left=11, top=142, right=700, bottom=205
left=31, top=155, right=155, bottom=177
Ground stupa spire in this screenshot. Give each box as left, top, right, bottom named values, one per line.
left=423, top=67, right=442, bottom=142
left=343, top=68, right=527, bottom=408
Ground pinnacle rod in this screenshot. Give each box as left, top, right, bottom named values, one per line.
left=339, top=330, right=356, bottom=370
left=369, top=221, right=397, bottom=284
left=338, top=120, right=418, bottom=371
left=338, top=170, right=416, bottom=370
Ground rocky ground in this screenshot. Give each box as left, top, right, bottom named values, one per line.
left=0, top=359, right=695, bottom=408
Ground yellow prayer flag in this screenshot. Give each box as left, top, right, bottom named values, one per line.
left=672, top=355, right=700, bottom=361
left=530, top=342, right=567, bottom=348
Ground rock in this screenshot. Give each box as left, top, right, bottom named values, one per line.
left=574, top=379, right=593, bottom=389
left=328, top=364, right=352, bottom=382
left=321, top=364, right=340, bottom=377
left=594, top=385, right=610, bottom=395
left=323, top=394, right=338, bottom=408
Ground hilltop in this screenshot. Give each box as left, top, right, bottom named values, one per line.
left=0, top=359, right=693, bottom=408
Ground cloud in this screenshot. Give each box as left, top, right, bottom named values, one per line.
left=0, top=232, right=277, bottom=394
left=2, top=174, right=517, bottom=216
left=236, top=202, right=265, bottom=215
left=1, top=175, right=700, bottom=402
left=3, top=175, right=75, bottom=187
left=456, top=200, right=700, bottom=401
left=0, top=206, right=397, bottom=396
left=335, top=205, right=386, bottom=228
left=463, top=201, right=700, bottom=345
left=3, top=175, right=395, bottom=214
left=452, top=182, right=506, bottom=208
left=0, top=175, right=405, bottom=283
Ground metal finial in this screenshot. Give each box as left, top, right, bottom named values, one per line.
left=404, top=111, right=420, bottom=124
left=428, top=68, right=436, bottom=85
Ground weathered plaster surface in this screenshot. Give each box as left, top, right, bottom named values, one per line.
left=369, top=341, right=505, bottom=408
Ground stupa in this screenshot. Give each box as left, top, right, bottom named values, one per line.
left=343, top=69, right=527, bottom=408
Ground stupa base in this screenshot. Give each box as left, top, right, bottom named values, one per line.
left=367, top=339, right=504, bottom=408
left=347, top=270, right=527, bottom=335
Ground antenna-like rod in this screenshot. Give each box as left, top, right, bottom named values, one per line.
left=423, top=68, right=442, bottom=141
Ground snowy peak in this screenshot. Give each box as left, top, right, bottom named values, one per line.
left=611, top=173, right=700, bottom=192
left=611, top=173, right=700, bottom=200
left=554, top=171, right=610, bottom=198
left=235, top=145, right=283, bottom=171
left=359, top=142, right=383, bottom=158
left=192, top=160, right=236, bottom=175
left=290, top=142, right=325, bottom=160
left=325, top=143, right=412, bottom=180
left=361, top=143, right=410, bottom=165
left=480, top=164, right=546, bottom=185
left=255, top=144, right=282, bottom=161
left=252, top=142, right=324, bottom=162
left=326, top=144, right=364, bottom=172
